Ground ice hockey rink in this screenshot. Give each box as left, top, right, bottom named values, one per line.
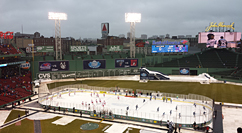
left=41, top=88, right=212, bottom=125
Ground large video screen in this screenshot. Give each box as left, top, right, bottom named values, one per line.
left=151, top=45, right=188, bottom=53
left=198, top=32, right=241, bottom=48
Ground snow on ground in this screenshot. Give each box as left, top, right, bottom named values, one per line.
left=82, top=73, right=219, bottom=83
left=41, top=90, right=212, bottom=124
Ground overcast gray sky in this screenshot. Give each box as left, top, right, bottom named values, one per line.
left=0, top=0, right=241, bottom=39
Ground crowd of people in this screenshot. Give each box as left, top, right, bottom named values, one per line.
left=0, top=66, right=32, bottom=106
left=0, top=43, right=21, bottom=55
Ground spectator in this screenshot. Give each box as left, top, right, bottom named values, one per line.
left=238, top=127, right=242, bottom=133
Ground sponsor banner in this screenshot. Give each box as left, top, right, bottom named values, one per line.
left=87, top=46, right=97, bottom=51
left=61, top=72, right=76, bottom=79
left=83, top=60, right=106, bottom=70
left=152, top=45, right=188, bottom=53
left=140, top=68, right=149, bottom=80
left=70, top=46, right=87, bottom=52
left=26, top=47, right=37, bottom=53
left=36, top=46, right=54, bottom=52
left=179, top=68, right=190, bottom=75
left=39, top=61, right=69, bottom=71
left=115, top=59, right=138, bottom=68
left=38, top=73, right=51, bottom=79
left=101, top=23, right=109, bottom=34
left=107, top=45, right=123, bottom=51
left=20, top=62, right=31, bottom=69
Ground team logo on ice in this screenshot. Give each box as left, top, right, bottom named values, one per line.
left=180, top=68, right=189, bottom=74
left=88, top=60, right=101, bottom=68
left=60, top=62, right=66, bottom=69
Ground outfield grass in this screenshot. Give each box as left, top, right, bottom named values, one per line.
left=41, top=116, right=111, bottom=133
left=48, top=80, right=242, bottom=104
left=0, top=119, right=34, bottom=133
left=4, top=110, right=26, bottom=123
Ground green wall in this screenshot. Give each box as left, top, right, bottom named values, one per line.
left=146, top=67, right=235, bottom=75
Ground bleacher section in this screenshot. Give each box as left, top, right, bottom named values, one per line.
left=0, top=68, right=32, bottom=107
left=154, top=49, right=241, bottom=69
left=178, top=54, right=200, bottom=68
left=238, top=54, right=242, bottom=68
left=0, top=44, right=21, bottom=55
left=215, top=49, right=237, bottom=68
left=198, top=49, right=224, bottom=68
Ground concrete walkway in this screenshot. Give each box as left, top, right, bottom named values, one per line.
left=34, top=120, right=42, bottom=133
left=0, top=110, right=11, bottom=125
left=213, top=104, right=223, bottom=133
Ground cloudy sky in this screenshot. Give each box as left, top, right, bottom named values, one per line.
left=0, top=0, right=241, bottom=39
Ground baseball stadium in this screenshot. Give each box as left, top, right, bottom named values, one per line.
left=1, top=12, right=242, bottom=133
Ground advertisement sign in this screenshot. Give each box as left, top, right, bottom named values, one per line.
left=83, top=60, right=106, bottom=70
left=38, top=73, right=51, bottom=79
left=179, top=68, right=190, bottom=75
left=107, top=45, right=123, bottom=51
left=61, top=72, right=76, bottom=79
left=39, top=61, right=69, bottom=71
left=88, top=46, right=97, bottom=51
left=20, top=62, right=30, bottom=69
left=70, top=46, right=87, bottom=52
left=101, top=23, right=109, bottom=34
left=0, top=31, right=13, bottom=39
left=152, top=45, right=188, bottom=53
left=26, top=47, right=37, bottom=53
left=205, top=22, right=234, bottom=32
left=198, top=32, right=241, bottom=48
left=152, top=40, right=188, bottom=45
left=115, top=59, right=138, bottom=68
left=36, top=46, right=54, bottom=52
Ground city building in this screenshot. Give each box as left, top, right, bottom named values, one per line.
left=141, top=34, right=147, bottom=39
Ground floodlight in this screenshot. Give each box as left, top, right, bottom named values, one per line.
left=48, top=12, right=67, bottom=20
left=125, top=13, right=141, bottom=23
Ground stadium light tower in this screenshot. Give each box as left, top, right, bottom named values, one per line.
left=125, top=13, right=141, bottom=58
left=48, top=12, right=67, bottom=60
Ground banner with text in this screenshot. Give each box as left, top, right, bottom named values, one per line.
left=36, top=46, right=54, bottom=52
left=83, top=60, right=106, bottom=70
left=70, top=46, right=87, bottom=52
left=39, top=61, right=69, bottom=71
left=107, top=45, right=123, bottom=51
left=115, top=59, right=138, bottom=68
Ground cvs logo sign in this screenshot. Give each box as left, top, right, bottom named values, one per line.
left=38, top=73, right=51, bottom=79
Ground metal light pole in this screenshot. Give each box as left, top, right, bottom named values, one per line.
left=48, top=12, right=67, bottom=60
left=125, top=13, right=141, bottom=58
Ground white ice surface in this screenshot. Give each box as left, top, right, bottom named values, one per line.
left=42, top=90, right=212, bottom=124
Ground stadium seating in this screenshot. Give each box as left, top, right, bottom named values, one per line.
left=0, top=68, right=32, bottom=106
left=237, top=54, right=242, bottom=68
left=198, top=49, right=224, bottom=68
left=0, top=44, right=21, bottom=55
left=178, top=54, right=200, bottom=68
left=154, top=49, right=240, bottom=68
left=215, top=49, right=237, bottom=68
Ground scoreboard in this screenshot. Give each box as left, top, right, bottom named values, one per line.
left=152, top=45, right=188, bottom=53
